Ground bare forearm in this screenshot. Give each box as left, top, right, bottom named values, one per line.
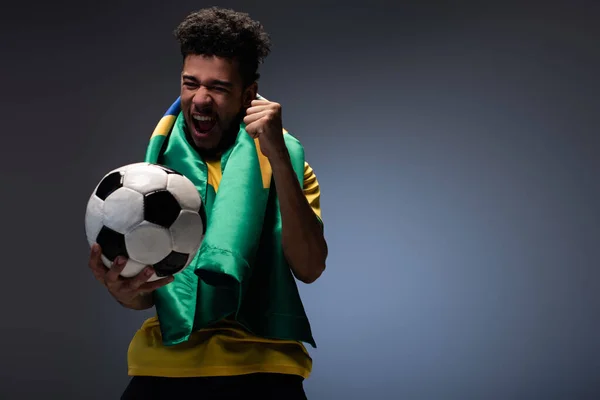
left=269, top=149, right=327, bottom=283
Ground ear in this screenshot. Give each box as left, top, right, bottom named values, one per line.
left=243, top=82, right=258, bottom=108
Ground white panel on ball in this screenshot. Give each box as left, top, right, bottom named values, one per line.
left=123, top=164, right=168, bottom=194
left=146, top=274, right=163, bottom=282
left=125, top=221, right=173, bottom=265
left=103, top=187, right=145, bottom=234
left=106, top=162, right=149, bottom=176
left=85, top=194, right=104, bottom=247
left=120, top=258, right=148, bottom=279
left=170, top=210, right=204, bottom=254
left=101, top=255, right=149, bottom=280
left=166, top=173, right=202, bottom=212
left=101, top=254, right=112, bottom=268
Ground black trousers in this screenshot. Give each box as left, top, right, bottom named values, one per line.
left=121, top=373, right=308, bottom=399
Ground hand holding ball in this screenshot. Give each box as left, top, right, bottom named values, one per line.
left=85, top=162, right=206, bottom=284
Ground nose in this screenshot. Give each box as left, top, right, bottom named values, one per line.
left=192, top=86, right=214, bottom=109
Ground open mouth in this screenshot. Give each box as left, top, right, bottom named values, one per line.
left=192, top=114, right=217, bottom=135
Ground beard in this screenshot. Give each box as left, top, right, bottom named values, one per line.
left=185, top=109, right=245, bottom=160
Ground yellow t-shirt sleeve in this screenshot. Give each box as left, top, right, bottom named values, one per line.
left=302, top=162, right=321, bottom=219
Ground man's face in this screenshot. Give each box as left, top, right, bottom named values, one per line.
left=180, top=54, right=256, bottom=155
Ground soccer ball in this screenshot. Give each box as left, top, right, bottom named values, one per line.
left=84, top=162, right=206, bottom=281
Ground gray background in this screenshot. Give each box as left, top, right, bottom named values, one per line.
left=1, top=1, right=599, bottom=399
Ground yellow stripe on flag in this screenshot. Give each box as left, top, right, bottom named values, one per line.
left=151, top=115, right=177, bottom=138
left=253, top=138, right=272, bottom=189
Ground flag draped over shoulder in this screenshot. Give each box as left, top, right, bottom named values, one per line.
left=143, top=96, right=317, bottom=348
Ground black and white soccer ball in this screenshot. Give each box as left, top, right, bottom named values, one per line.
left=85, top=162, right=206, bottom=281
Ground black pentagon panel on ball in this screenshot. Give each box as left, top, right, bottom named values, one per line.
left=95, top=171, right=123, bottom=200
left=155, top=164, right=182, bottom=176
left=96, top=225, right=128, bottom=262
left=153, top=251, right=189, bottom=277
left=144, top=190, right=182, bottom=228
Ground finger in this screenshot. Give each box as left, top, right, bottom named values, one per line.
left=90, top=264, right=107, bottom=284
left=104, top=256, right=127, bottom=285
left=245, top=104, right=271, bottom=115
left=244, top=121, right=263, bottom=138
left=89, top=243, right=103, bottom=267
left=139, top=276, right=175, bottom=292
left=251, top=100, right=280, bottom=113
left=89, top=244, right=108, bottom=283
left=250, top=99, right=270, bottom=107
left=243, top=110, right=269, bottom=125
left=124, top=266, right=155, bottom=291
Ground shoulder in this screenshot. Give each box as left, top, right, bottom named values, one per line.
left=280, top=130, right=319, bottom=189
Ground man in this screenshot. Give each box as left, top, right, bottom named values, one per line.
left=87, top=7, right=327, bottom=399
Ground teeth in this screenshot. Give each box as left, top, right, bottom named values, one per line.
left=193, top=115, right=214, bottom=122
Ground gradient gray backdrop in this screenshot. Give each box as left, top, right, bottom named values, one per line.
left=1, top=1, right=599, bottom=399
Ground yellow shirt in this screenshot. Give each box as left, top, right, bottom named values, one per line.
left=127, top=160, right=322, bottom=379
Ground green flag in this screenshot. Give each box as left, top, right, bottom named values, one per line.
left=143, top=97, right=317, bottom=348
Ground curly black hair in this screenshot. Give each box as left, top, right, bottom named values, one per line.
left=174, top=7, right=272, bottom=86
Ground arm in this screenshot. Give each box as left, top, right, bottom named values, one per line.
left=270, top=151, right=328, bottom=283
left=243, top=98, right=328, bottom=283
left=118, top=291, right=155, bottom=310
